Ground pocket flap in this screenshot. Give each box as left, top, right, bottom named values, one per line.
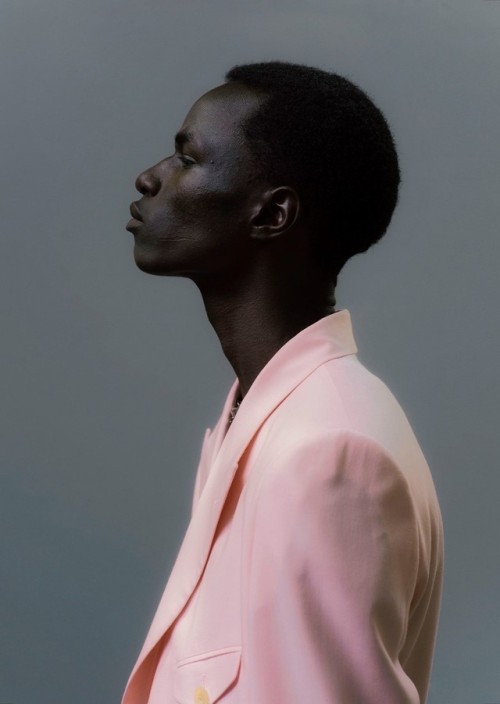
left=174, top=646, right=241, bottom=703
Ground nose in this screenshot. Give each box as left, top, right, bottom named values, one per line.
left=135, top=167, right=161, bottom=197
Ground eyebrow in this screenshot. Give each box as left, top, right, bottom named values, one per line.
left=174, top=129, right=195, bottom=148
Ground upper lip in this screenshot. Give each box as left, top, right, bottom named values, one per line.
left=129, top=201, right=143, bottom=221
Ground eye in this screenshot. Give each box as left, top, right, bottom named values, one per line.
left=177, top=154, right=196, bottom=168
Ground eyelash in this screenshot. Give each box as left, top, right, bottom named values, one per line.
left=177, top=154, right=195, bottom=168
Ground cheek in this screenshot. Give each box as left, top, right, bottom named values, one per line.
left=176, top=189, right=247, bottom=236
left=145, top=165, right=251, bottom=244
left=143, top=191, right=197, bottom=238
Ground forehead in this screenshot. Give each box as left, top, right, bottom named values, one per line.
left=178, top=83, right=263, bottom=157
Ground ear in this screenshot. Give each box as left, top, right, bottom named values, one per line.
left=249, top=186, right=301, bottom=241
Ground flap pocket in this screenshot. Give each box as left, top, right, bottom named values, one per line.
left=174, top=646, right=241, bottom=703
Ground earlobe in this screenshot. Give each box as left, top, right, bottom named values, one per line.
left=249, top=187, right=301, bottom=241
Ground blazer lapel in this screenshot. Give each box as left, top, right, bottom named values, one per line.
left=123, top=310, right=357, bottom=703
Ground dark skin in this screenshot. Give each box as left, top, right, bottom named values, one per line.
left=126, top=81, right=337, bottom=401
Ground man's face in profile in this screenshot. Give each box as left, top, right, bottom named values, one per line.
left=127, top=83, right=264, bottom=280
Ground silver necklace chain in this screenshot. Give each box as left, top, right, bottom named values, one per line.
left=228, top=396, right=242, bottom=425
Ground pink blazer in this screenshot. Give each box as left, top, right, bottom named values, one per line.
left=122, top=310, right=443, bottom=704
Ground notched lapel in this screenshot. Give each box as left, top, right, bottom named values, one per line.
left=123, top=382, right=242, bottom=701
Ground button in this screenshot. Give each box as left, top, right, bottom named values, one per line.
left=194, top=685, right=210, bottom=704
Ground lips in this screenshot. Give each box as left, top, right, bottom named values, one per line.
left=129, top=201, right=143, bottom=221
left=126, top=201, right=143, bottom=232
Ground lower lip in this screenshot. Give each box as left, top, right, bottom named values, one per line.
left=126, top=217, right=142, bottom=231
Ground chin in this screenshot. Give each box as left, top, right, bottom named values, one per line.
left=133, top=245, right=193, bottom=278
left=133, top=246, right=168, bottom=275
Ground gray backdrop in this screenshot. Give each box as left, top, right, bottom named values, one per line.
left=1, top=1, right=499, bottom=702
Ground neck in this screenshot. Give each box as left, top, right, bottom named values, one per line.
left=192, top=257, right=336, bottom=400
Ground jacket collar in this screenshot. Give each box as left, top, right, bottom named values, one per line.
left=211, top=308, right=357, bottom=462
left=123, top=309, right=357, bottom=703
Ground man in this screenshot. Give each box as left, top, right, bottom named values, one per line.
left=123, top=61, right=443, bottom=704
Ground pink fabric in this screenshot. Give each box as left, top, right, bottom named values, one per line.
left=122, top=309, right=443, bottom=704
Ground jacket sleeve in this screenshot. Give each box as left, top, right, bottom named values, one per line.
left=242, top=429, right=424, bottom=704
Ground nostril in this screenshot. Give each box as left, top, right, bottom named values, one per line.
left=135, top=178, right=146, bottom=195
left=135, top=170, right=161, bottom=197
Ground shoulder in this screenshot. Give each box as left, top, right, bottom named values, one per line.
left=260, top=356, right=427, bottom=479
left=255, top=426, right=414, bottom=510
left=252, top=378, right=442, bottom=561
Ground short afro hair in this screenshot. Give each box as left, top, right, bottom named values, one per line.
left=225, top=61, right=401, bottom=280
